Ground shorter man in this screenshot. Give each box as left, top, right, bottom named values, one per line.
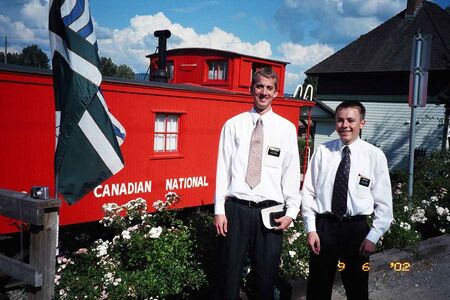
left=301, top=100, right=393, bottom=299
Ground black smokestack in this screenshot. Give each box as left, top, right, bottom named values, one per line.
left=152, top=30, right=171, bottom=82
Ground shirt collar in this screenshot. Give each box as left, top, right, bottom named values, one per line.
left=338, top=137, right=361, bottom=154
left=249, top=107, right=273, bottom=124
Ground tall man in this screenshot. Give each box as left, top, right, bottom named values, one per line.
left=301, top=100, right=393, bottom=299
left=214, top=67, right=301, bottom=300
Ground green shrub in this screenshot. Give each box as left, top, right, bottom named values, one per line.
left=55, top=194, right=206, bottom=299
left=381, top=150, right=450, bottom=250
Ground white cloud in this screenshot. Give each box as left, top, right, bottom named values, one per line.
left=275, top=0, right=405, bottom=46
left=278, top=42, right=334, bottom=67
left=21, top=0, right=48, bottom=29
left=278, top=42, right=335, bottom=94
left=96, top=12, right=273, bottom=73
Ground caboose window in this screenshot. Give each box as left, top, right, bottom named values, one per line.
left=154, top=114, right=179, bottom=152
left=167, top=61, right=174, bottom=80
left=208, top=60, right=227, bottom=80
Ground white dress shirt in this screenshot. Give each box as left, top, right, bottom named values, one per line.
left=301, top=138, right=393, bottom=243
left=214, top=108, right=301, bottom=220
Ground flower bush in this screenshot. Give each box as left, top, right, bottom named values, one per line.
left=55, top=193, right=206, bottom=299
left=382, top=150, right=450, bottom=250
left=280, top=218, right=309, bottom=279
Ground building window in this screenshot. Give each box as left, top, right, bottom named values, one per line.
left=208, top=60, right=227, bottom=80
left=154, top=113, right=179, bottom=152
left=167, top=61, right=174, bottom=80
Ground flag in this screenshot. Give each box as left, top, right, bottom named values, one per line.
left=49, top=0, right=125, bottom=204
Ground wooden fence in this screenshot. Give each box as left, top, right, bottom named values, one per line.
left=0, top=188, right=60, bottom=299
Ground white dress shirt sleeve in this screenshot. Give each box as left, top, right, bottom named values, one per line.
left=214, top=121, right=233, bottom=215
left=301, top=147, right=321, bottom=232
left=281, top=125, right=302, bottom=220
left=366, top=151, right=393, bottom=243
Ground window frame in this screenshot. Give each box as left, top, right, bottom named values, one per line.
left=151, top=111, right=185, bottom=159
left=204, top=59, right=229, bottom=85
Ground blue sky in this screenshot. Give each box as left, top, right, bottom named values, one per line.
left=1, top=0, right=449, bottom=93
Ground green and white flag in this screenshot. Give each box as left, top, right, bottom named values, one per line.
left=49, top=0, right=125, bottom=204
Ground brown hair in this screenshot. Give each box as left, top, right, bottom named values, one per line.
left=335, top=100, right=366, bottom=120
left=251, top=67, right=279, bottom=91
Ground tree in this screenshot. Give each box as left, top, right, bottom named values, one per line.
left=1, top=45, right=49, bottom=69
left=117, top=64, right=134, bottom=79
left=100, top=57, right=135, bottom=79
left=21, top=45, right=49, bottom=68
left=100, top=57, right=117, bottom=77
left=0, top=52, right=21, bottom=65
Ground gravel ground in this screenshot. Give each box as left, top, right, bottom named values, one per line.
left=291, top=234, right=450, bottom=300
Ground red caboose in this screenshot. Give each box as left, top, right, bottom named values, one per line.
left=0, top=45, right=313, bottom=234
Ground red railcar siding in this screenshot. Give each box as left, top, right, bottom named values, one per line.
left=0, top=67, right=312, bottom=234
left=148, top=48, right=289, bottom=95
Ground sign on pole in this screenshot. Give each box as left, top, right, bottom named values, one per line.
left=408, top=33, right=432, bottom=107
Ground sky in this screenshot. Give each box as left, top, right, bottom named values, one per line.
left=0, top=0, right=449, bottom=93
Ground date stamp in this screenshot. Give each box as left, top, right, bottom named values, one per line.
left=336, top=261, right=412, bottom=272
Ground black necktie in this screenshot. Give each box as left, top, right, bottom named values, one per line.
left=332, top=146, right=351, bottom=218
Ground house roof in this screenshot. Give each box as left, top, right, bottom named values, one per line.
left=306, top=1, right=450, bottom=74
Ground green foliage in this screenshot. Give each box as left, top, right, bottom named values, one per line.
left=279, top=219, right=309, bottom=279
left=100, top=57, right=135, bottom=79
left=55, top=194, right=206, bottom=299
left=117, top=64, right=135, bottom=79
left=0, top=44, right=49, bottom=69
left=381, top=150, right=450, bottom=250
left=21, top=45, right=49, bottom=68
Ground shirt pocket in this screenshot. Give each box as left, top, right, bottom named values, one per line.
left=355, top=174, right=371, bottom=198
left=263, top=146, right=282, bottom=169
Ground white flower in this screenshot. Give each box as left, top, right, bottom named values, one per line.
left=436, top=206, right=446, bottom=216
left=96, top=240, right=109, bottom=257
left=410, top=208, right=427, bottom=224
left=430, top=196, right=438, bottom=202
left=122, top=230, right=131, bottom=240
left=399, top=222, right=411, bottom=230
left=289, top=250, right=296, bottom=258
left=403, top=206, right=409, bottom=212
left=439, top=228, right=446, bottom=233
left=149, top=226, right=163, bottom=238
left=75, top=248, right=88, bottom=255
left=288, top=232, right=301, bottom=244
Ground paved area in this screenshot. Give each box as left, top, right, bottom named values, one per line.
left=290, top=234, right=450, bottom=300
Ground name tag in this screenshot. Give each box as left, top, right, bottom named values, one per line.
left=359, top=176, right=370, bottom=187
left=268, top=147, right=280, bottom=157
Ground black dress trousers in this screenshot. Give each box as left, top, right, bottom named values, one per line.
left=307, top=215, right=370, bottom=300
left=216, top=199, right=283, bottom=300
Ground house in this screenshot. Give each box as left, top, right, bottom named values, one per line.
left=304, top=0, right=450, bottom=170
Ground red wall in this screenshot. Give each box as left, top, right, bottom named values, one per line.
left=0, top=68, right=311, bottom=233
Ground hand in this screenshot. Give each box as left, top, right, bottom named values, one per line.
left=274, top=216, right=293, bottom=231
left=214, top=214, right=228, bottom=237
left=359, top=239, right=376, bottom=257
left=307, top=231, right=321, bottom=255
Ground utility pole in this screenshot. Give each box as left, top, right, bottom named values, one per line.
left=3, top=36, right=6, bottom=64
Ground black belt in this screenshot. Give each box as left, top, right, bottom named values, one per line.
left=317, top=213, right=367, bottom=223
left=228, top=197, right=279, bottom=208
